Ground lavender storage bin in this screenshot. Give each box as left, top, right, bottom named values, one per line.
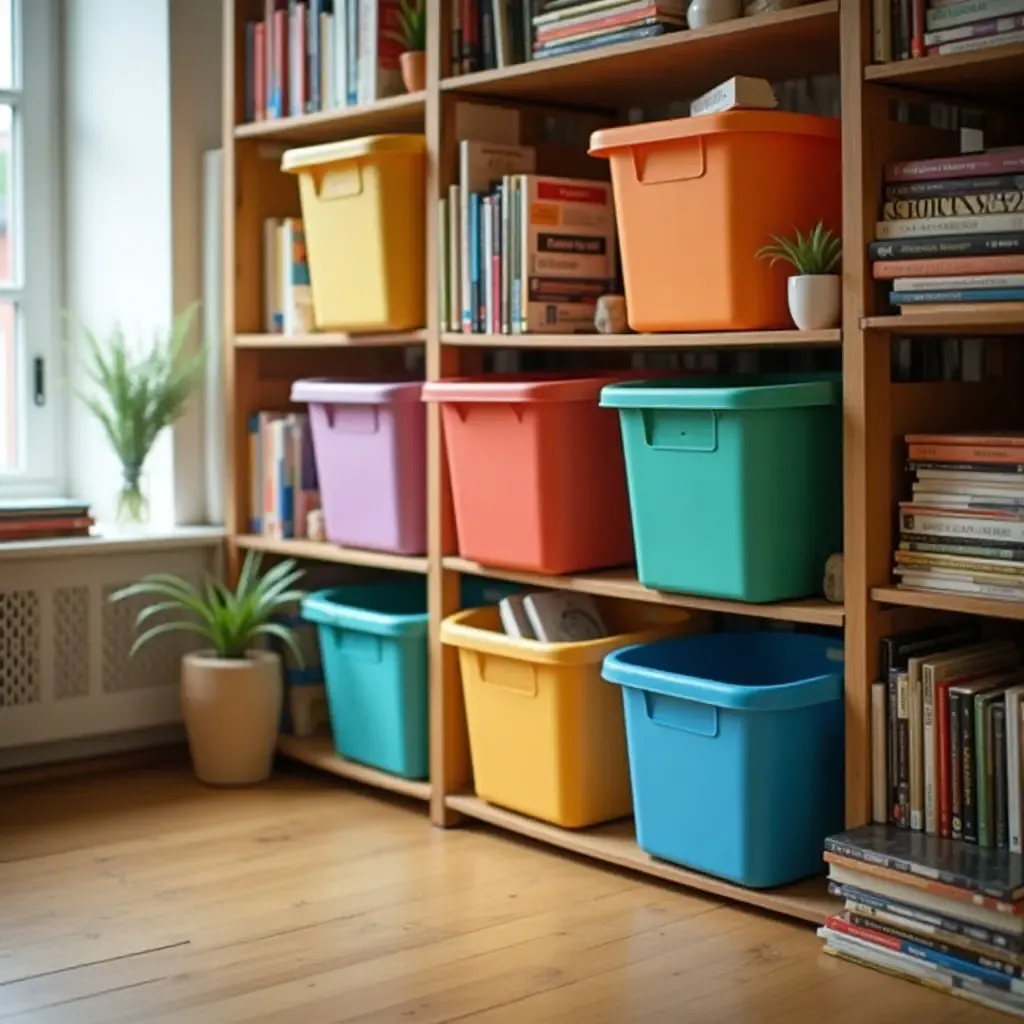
left=290, top=379, right=426, bottom=555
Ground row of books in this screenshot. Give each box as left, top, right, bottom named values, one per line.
left=242, top=0, right=402, bottom=123
left=871, top=146, right=1024, bottom=316
left=820, top=824, right=1024, bottom=1016
left=437, top=139, right=617, bottom=335
left=890, top=336, right=995, bottom=382
left=529, top=0, right=687, bottom=61
left=0, top=499, right=93, bottom=543
left=263, top=217, right=314, bottom=336
left=873, top=0, right=1024, bottom=61
left=248, top=412, right=321, bottom=540
left=897, top=431, right=1024, bottom=602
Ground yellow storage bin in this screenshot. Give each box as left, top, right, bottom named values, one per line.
left=281, top=134, right=426, bottom=333
left=441, top=599, right=700, bottom=828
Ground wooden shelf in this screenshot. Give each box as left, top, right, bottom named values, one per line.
left=440, top=329, right=841, bottom=350
left=863, top=307, right=1024, bottom=334
left=446, top=794, right=838, bottom=926
left=864, top=45, right=1024, bottom=101
left=445, top=557, right=844, bottom=627
left=440, top=2, right=839, bottom=108
left=233, top=91, right=426, bottom=142
left=873, top=585, right=1024, bottom=622
left=278, top=735, right=431, bottom=802
left=237, top=535, right=428, bottom=574
left=235, top=330, right=426, bottom=350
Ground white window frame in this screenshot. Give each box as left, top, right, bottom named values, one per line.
left=0, top=0, right=62, bottom=500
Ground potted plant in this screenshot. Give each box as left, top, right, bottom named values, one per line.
left=111, top=552, right=306, bottom=786
left=389, top=0, right=426, bottom=93
left=71, top=302, right=204, bottom=526
left=756, top=221, right=842, bottom=331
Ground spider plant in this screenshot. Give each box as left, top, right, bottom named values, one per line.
left=755, top=221, right=842, bottom=276
left=70, top=302, right=204, bottom=524
left=386, top=0, right=426, bottom=51
left=110, top=551, right=307, bottom=663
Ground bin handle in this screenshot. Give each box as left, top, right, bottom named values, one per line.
left=450, top=403, right=525, bottom=424
left=475, top=653, right=538, bottom=698
left=631, top=138, right=706, bottom=187
left=325, top=403, right=380, bottom=434
left=643, top=691, right=718, bottom=738
left=312, top=161, right=364, bottom=201
left=641, top=409, right=718, bottom=452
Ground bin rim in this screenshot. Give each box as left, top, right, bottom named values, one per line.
left=439, top=604, right=689, bottom=667
left=291, top=378, right=424, bottom=406
left=588, top=110, right=840, bottom=158
left=598, top=374, right=839, bottom=412
left=281, top=134, right=427, bottom=173
left=601, top=634, right=844, bottom=712
left=422, top=373, right=626, bottom=405
left=301, top=585, right=428, bottom=638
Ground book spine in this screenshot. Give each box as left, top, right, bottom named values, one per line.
left=898, top=0, right=911, bottom=56
left=951, top=689, right=964, bottom=839
left=870, top=233, right=1024, bottom=259
left=910, top=672, right=925, bottom=830
left=885, top=175, right=1024, bottom=199
left=461, top=0, right=478, bottom=72
left=927, top=0, right=1024, bottom=32
left=908, top=442, right=1024, bottom=463
left=249, top=415, right=262, bottom=533
left=884, top=192, right=1024, bottom=221
left=873, top=680, right=889, bottom=824
left=878, top=213, right=1024, bottom=240
left=995, top=702, right=1009, bottom=849
left=977, top=695, right=992, bottom=847
left=888, top=667, right=900, bottom=824
left=925, top=10, right=1024, bottom=41
left=270, top=8, right=288, bottom=118
left=308, top=0, right=321, bottom=112
left=897, top=670, right=911, bottom=827
left=911, top=0, right=925, bottom=53
left=963, top=691, right=979, bottom=843
left=492, top=187, right=502, bottom=334
left=928, top=17, right=1024, bottom=49
left=874, top=0, right=893, bottom=57
left=901, top=538, right=1024, bottom=560
left=923, top=671, right=938, bottom=833
left=938, top=682, right=953, bottom=836
left=254, top=22, right=267, bottom=120
left=887, top=146, right=1024, bottom=182
left=533, top=22, right=667, bottom=58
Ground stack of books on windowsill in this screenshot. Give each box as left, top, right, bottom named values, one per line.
left=0, top=499, right=93, bottom=543
left=820, top=825, right=1024, bottom=1016
left=873, top=0, right=1024, bottom=62
left=871, top=147, right=1024, bottom=318
left=897, top=430, right=1024, bottom=602
left=531, top=0, right=689, bottom=61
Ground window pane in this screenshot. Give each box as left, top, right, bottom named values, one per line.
left=0, top=300, right=16, bottom=473
left=0, top=0, right=13, bottom=90
left=0, top=105, right=11, bottom=286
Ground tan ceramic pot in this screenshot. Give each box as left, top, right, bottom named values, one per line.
left=181, top=650, right=283, bottom=786
left=400, top=50, right=426, bottom=93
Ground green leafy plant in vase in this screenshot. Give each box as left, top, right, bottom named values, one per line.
left=111, top=551, right=306, bottom=785
left=387, top=0, right=426, bottom=93
left=756, top=221, right=842, bottom=331
left=71, top=302, right=204, bottom=526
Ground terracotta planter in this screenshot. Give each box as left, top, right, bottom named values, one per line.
left=181, top=650, right=283, bottom=786
left=400, top=50, right=426, bottom=93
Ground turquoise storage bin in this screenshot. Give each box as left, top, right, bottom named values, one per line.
left=602, top=631, right=844, bottom=888
left=301, top=576, right=521, bottom=779
left=600, top=375, right=841, bottom=602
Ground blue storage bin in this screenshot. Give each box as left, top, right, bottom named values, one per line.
left=301, top=576, right=522, bottom=779
left=603, top=631, right=844, bottom=888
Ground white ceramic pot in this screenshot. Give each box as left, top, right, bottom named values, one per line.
left=181, top=649, right=283, bottom=786
left=787, top=275, right=841, bottom=331
left=687, top=0, right=742, bottom=28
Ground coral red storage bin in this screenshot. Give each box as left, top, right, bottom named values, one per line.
left=422, top=375, right=635, bottom=574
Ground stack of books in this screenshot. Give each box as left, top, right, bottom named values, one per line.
left=872, top=147, right=1024, bottom=317
left=897, top=431, right=1024, bottom=602
left=0, top=499, right=93, bottom=543
left=248, top=412, right=321, bottom=540
left=820, top=825, right=1024, bottom=1016
left=242, top=1, right=402, bottom=123
left=873, top=0, right=1024, bottom=62
left=438, top=138, right=616, bottom=335
left=263, top=217, right=313, bottom=335
left=531, top=0, right=688, bottom=61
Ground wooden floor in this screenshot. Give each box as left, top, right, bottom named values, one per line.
left=0, top=764, right=1007, bottom=1023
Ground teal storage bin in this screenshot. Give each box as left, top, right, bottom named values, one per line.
left=602, top=631, right=845, bottom=888
left=600, top=375, right=841, bottom=602
left=301, top=576, right=522, bottom=779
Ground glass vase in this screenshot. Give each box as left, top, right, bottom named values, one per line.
left=116, top=464, right=149, bottom=527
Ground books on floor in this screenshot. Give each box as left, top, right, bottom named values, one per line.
left=0, top=499, right=94, bottom=543
left=242, top=0, right=403, bottom=123
left=872, top=0, right=1024, bottom=62
left=898, top=430, right=1024, bottom=602
left=248, top=412, right=320, bottom=539
left=871, top=147, right=1024, bottom=317
left=820, top=824, right=1024, bottom=1017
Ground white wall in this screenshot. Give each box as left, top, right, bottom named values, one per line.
left=62, top=0, right=222, bottom=526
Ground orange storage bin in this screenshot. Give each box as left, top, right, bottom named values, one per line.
left=589, top=111, right=842, bottom=332
left=422, top=375, right=634, bottom=574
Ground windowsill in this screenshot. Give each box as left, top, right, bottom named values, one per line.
left=0, top=524, right=225, bottom=560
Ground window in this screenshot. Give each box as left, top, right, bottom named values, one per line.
left=0, top=0, right=61, bottom=498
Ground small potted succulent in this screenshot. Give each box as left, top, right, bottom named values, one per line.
left=756, top=221, right=842, bottom=331
left=111, top=552, right=306, bottom=786
left=389, top=0, right=426, bottom=93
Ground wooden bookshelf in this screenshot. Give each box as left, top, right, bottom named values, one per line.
left=223, top=0, right=1022, bottom=925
